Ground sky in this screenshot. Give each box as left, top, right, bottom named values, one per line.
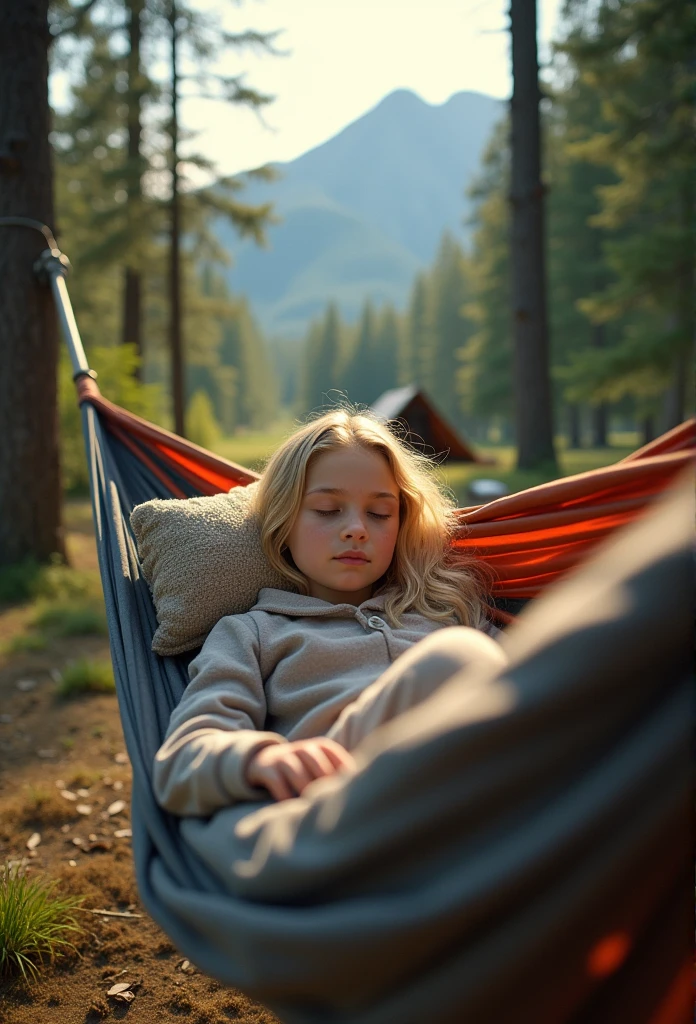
left=182, top=0, right=565, bottom=177
left=52, top=0, right=565, bottom=179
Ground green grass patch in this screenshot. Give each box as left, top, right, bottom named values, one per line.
left=217, top=426, right=636, bottom=505
left=1, top=634, right=49, bottom=655
left=33, top=602, right=107, bottom=638
left=0, top=554, right=101, bottom=608
left=0, top=864, right=84, bottom=981
left=55, top=659, right=116, bottom=698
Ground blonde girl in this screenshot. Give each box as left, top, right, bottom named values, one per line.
left=153, top=408, right=506, bottom=814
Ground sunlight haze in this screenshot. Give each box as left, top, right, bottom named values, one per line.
left=181, top=0, right=564, bottom=178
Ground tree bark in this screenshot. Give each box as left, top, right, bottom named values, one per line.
left=567, top=403, right=582, bottom=449
left=0, top=0, right=65, bottom=566
left=642, top=415, right=655, bottom=446
left=121, top=0, right=144, bottom=375
left=509, top=0, right=557, bottom=472
left=169, top=0, right=185, bottom=436
left=589, top=323, right=608, bottom=446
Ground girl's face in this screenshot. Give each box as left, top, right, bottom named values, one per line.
left=286, top=446, right=400, bottom=605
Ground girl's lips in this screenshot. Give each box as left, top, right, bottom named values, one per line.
left=335, top=556, right=369, bottom=564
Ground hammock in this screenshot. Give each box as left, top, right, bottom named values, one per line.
left=54, top=267, right=692, bottom=1022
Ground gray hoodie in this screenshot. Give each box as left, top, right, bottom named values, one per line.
left=153, top=588, right=493, bottom=816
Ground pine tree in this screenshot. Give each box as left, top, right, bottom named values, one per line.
left=403, top=273, right=433, bottom=389
left=458, top=125, right=513, bottom=432
left=301, top=303, right=344, bottom=413
left=545, top=69, right=617, bottom=446
left=371, top=305, right=401, bottom=402
left=340, top=299, right=377, bottom=406
left=428, top=234, right=474, bottom=425
left=559, top=0, right=696, bottom=428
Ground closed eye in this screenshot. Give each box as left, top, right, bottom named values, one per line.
left=313, top=510, right=392, bottom=519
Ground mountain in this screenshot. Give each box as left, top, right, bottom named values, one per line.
left=215, top=89, right=503, bottom=340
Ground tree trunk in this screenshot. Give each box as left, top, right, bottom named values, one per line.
left=169, top=0, right=185, bottom=436
left=509, top=0, right=557, bottom=472
left=590, top=323, right=609, bottom=446
left=121, top=0, right=145, bottom=376
left=567, top=403, right=582, bottom=449
left=0, top=0, right=65, bottom=566
left=642, top=415, right=655, bottom=446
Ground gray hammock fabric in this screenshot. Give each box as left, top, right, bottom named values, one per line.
left=83, top=397, right=692, bottom=1024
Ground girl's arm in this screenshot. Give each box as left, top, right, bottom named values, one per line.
left=152, top=614, right=285, bottom=816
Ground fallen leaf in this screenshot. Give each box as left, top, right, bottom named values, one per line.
left=16, top=679, right=37, bottom=692
left=113, top=829, right=132, bottom=839
left=26, top=833, right=41, bottom=851
left=76, top=804, right=92, bottom=816
left=112, top=780, right=124, bottom=791
left=107, top=800, right=126, bottom=816
left=68, top=859, right=77, bottom=867
left=71, top=837, right=85, bottom=847
left=114, top=752, right=129, bottom=765
left=60, top=789, right=77, bottom=802
left=107, top=982, right=132, bottom=996
left=60, top=824, right=71, bottom=834
left=85, top=839, right=113, bottom=853
left=76, top=788, right=91, bottom=798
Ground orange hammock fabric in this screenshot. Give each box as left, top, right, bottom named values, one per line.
left=77, top=375, right=695, bottom=605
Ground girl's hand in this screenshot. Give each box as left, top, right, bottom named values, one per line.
left=246, top=738, right=357, bottom=802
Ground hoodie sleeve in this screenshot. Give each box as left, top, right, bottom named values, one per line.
left=153, top=613, right=285, bottom=815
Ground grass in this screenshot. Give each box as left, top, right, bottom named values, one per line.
left=33, top=602, right=107, bottom=638
left=0, top=864, right=84, bottom=981
left=55, top=658, right=116, bottom=698
left=0, top=553, right=102, bottom=607
left=217, top=428, right=637, bottom=505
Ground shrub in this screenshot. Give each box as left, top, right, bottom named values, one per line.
left=34, top=603, right=107, bottom=637
left=0, top=555, right=101, bottom=607
left=0, top=865, right=84, bottom=981
left=186, top=389, right=222, bottom=451
left=56, top=659, right=116, bottom=697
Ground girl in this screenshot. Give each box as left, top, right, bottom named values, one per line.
left=153, top=408, right=507, bottom=816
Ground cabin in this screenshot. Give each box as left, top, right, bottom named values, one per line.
left=369, top=385, right=486, bottom=463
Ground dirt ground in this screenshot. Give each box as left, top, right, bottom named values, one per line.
left=0, top=504, right=278, bottom=1024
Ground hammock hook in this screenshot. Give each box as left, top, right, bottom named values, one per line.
left=0, top=216, right=93, bottom=380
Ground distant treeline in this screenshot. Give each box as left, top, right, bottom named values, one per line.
left=53, top=0, right=693, bottom=459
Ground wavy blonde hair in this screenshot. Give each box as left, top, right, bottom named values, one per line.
left=253, top=407, right=490, bottom=628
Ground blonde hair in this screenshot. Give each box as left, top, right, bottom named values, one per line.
left=254, top=407, right=490, bottom=628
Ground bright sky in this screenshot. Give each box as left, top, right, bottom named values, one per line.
left=52, top=0, right=564, bottom=178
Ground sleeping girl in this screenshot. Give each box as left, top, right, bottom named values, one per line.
left=153, top=408, right=507, bottom=816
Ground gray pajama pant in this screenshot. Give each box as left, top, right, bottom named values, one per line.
left=326, top=626, right=508, bottom=753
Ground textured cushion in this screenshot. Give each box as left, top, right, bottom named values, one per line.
left=130, top=482, right=296, bottom=656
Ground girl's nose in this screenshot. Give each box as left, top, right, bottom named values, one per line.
left=341, top=514, right=368, bottom=540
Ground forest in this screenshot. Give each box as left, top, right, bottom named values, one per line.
left=41, top=0, right=694, bottom=490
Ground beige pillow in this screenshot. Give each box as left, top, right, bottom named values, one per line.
left=130, top=481, right=296, bottom=656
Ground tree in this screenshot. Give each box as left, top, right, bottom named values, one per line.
left=301, top=303, right=344, bottom=413
left=545, top=69, right=617, bottom=447
left=509, top=0, right=558, bottom=470
left=458, top=124, right=514, bottom=434
left=559, top=0, right=696, bottom=430
left=0, top=0, right=66, bottom=566
left=428, top=233, right=474, bottom=426
left=403, top=273, right=433, bottom=389
left=340, top=299, right=378, bottom=405
left=51, top=0, right=281, bottom=437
